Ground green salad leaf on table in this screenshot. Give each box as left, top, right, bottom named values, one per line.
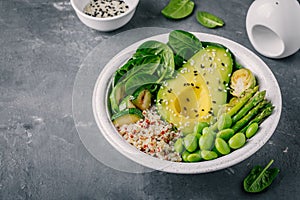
left=243, top=159, right=280, bottom=193
left=196, top=11, right=225, bottom=28
left=161, top=0, right=195, bottom=19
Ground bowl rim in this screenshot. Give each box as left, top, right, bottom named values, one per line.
left=70, top=0, right=139, bottom=21
left=92, top=32, right=282, bottom=174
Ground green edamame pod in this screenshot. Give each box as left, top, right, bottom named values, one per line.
left=174, top=138, right=185, bottom=153
left=215, top=138, right=231, bottom=155
left=184, top=134, right=198, bottom=152
left=246, top=122, right=259, bottom=138
left=216, top=128, right=234, bottom=141
left=201, top=150, right=218, bottom=160
left=229, top=132, right=246, bottom=149
left=187, top=150, right=202, bottom=162
left=181, top=150, right=191, bottom=162
left=218, top=113, right=232, bottom=130
left=194, top=122, right=209, bottom=134
left=199, top=128, right=215, bottom=150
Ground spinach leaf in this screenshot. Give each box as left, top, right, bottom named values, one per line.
left=113, top=57, right=142, bottom=86
left=243, top=159, right=280, bottom=193
left=161, top=0, right=195, bottom=20
left=196, top=11, right=224, bottom=28
left=168, top=30, right=202, bottom=55
left=168, top=30, right=202, bottom=68
left=109, top=40, right=175, bottom=113
left=132, top=41, right=175, bottom=79
left=125, top=73, right=158, bottom=94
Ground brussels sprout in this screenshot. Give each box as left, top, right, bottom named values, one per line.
left=230, top=68, right=256, bottom=97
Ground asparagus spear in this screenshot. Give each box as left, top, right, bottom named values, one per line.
left=231, top=100, right=270, bottom=133
left=232, top=90, right=266, bottom=123
left=210, top=86, right=259, bottom=131
left=227, top=86, right=259, bottom=117
left=240, top=105, right=275, bottom=133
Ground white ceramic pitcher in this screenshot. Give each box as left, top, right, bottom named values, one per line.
left=246, top=0, right=300, bottom=58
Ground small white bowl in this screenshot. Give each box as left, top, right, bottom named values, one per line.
left=70, top=0, right=139, bottom=31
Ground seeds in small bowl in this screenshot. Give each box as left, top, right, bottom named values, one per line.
left=84, top=0, right=129, bottom=18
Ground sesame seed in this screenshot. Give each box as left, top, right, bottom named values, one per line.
left=84, top=0, right=129, bottom=18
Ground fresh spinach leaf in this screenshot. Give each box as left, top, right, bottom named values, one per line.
left=125, top=73, right=158, bottom=94
left=168, top=30, right=202, bottom=58
left=196, top=11, right=224, bottom=28
left=113, top=57, right=143, bottom=86
left=168, top=30, right=202, bottom=67
left=161, top=0, right=195, bottom=20
left=109, top=40, right=175, bottom=113
left=243, top=159, right=280, bottom=193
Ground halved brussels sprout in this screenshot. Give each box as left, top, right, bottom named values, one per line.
left=230, top=68, right=256, bottom=97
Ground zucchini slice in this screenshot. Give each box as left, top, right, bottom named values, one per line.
left=112, top=108, right=144, bottom=127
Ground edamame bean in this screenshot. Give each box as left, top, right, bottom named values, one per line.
left=174, top=138, right=185, bottom=153
left=195, top=133, right=201, bottom=140
left=199, top=129, right=215, bottom=150
left=216, top=128, right=234, bottom=141
left=246, top=122, right=259, bottom=138
left=228, top=132, right=246, bottom=149
left=194, top=122, right=209, bottom=134
left=215, top=138, right=231, bottom=155
left=187, top=150, right=202, bottom=162
left=184, top=134, right=198, bottom=152
left=201, top=150, right=218, bottom=160
left=181, top=150, right=190, bottom=162
left=218, top=113, right=232, bottom=130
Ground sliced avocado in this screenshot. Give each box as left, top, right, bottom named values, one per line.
left=132, top=88, right=152, bottom=110
left=112, top=108, right=144, bottom=127
left=200, top=44, right=234, bottom=83
left=157, top=46, right=233, bottom=134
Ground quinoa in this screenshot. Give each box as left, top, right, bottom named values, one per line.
left=84, top=0, right=129, bottom=18
left=116, top=106, right=182, bottom=162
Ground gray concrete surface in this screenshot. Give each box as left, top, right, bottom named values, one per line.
left=0, top=0, right=299, bottom=199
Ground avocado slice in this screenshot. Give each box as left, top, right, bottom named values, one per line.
left=157, top=45, right=233, bottom=134
left=112, top=108, right=144, bottom=127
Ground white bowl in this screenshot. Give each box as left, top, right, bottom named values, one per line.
left=92, top=32, right=282, bottom=174
left=70, top=0, right=139, bottom=31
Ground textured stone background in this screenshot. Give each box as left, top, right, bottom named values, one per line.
left=0, top=0, right=299, bottom=199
